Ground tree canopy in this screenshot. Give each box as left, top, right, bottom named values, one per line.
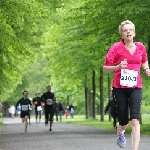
left=1, top=0, right=150, bottom=111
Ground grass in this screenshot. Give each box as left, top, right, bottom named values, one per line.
left=62, top=115, right=118, bottom=130
left=61, top=114, right=150, bottom=136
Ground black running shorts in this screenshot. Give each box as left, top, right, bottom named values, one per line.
left=20, top=111, right=30, bottom=118
left=113, top=88, right=142, bottom=126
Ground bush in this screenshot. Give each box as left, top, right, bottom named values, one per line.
left=141, top=105, right=150, bottom=114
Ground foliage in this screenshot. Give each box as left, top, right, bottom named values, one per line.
left=0, top=0, right=54, bottom=101
left=1, top=0, right=150, bottom=114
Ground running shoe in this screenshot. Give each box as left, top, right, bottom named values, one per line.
left=117, top=132, right=126, bottom=148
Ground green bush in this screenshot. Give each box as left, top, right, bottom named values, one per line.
left=141, top=105, right=150, bottom=114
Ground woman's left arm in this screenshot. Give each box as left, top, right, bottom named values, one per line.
left=142, top=61, right=150, bottom=76
left=142, top=60, right=149, bottom=70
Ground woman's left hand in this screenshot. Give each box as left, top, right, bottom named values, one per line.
left=145, top=69, right=150, bottom=76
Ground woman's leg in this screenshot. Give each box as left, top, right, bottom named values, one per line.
left=129, top=88, right=142, bottom=150
left=113, top=88, right=129, bottom=132
left=130, top=119, right=140, bottom=150
left=113, top=88, right=129, bottom=148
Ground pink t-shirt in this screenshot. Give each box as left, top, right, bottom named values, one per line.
left=104, top=40, right=148, bottom=88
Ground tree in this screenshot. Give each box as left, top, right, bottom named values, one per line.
left=0, top=0, right=54, bottom=100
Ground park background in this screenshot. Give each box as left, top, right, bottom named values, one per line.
left=0, top=0, right=150, bottom=134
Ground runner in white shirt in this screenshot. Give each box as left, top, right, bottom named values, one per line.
left=10, top=105, right=16, bottom=119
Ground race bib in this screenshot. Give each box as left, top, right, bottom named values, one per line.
left=120, top=69, right=138, bottom=87
left=37, top=106, right=42, bottom=111
left=46, top=99, right=53, bottom=105
left=22, top=105, right=28, bottom=111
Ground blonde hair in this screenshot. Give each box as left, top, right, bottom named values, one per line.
left=118, top=20, right=135, bottom=35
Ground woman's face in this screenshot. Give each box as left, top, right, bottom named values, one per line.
left=121, top=24, right=135, bottom=41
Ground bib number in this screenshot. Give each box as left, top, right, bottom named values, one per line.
left=120, top=69, right=138, bottom=87
left=46, top=99, right=53, bottom=105
left=22, top=105, right=28, bottom=111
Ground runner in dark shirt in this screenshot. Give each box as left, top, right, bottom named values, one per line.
left=32, top=92, right=42, bottom=125
left=40, top=86, right=55, bottom=131
left=105, top=99, right=118, bottom=128
left=16, top=90, right=32, bottom=132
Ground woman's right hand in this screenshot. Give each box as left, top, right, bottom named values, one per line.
left=118, top=59, right=128, bottom=69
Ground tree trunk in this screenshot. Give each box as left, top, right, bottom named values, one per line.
left=2, top=102, right=9, bottom=117
left=100, top=68, right=104, bottom=121
left=67, top=95, right=69, bottom=106
left=84, top=75, right=88, bottom=119
left=85, top=86, right=88, bottom=119
left=92, top=70, right=96, bottom=118
left=87, top=89, right=93, bottom=117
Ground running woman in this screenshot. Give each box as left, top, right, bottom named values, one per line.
left=103, top=20, right=150, bottom=150
left=40, top=86, right=55, bottom=131
left=16, top=90, right=32, bottom=132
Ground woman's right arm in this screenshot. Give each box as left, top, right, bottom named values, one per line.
left=103, top=65, right=121, bottom=73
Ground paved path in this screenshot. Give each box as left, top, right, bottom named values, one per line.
left=0, top=117, right=150, bottom=150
